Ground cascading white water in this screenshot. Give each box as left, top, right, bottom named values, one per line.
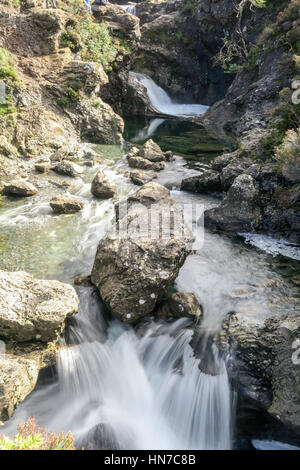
left=121, top=4, right=137, bottom=16
left=3, top=288, right=233, bottom=450
left=130, top=72, right=209, bottom=117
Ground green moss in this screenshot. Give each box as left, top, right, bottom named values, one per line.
left=0, top=48, right=19, bottom=84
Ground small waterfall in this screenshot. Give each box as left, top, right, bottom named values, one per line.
left=121, top=4, right=137, bottom=16
left=3, top=288, right=233, bottom=450
left=130, top=72, right=209, bottom=117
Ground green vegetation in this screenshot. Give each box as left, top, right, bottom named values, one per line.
left=214, top=0, right=267, bottom=72
left=59, top=0, right=131, bottom=70
left=0, top=417, right=75, bottom=450
left=0, top=48, right=18, bottom=84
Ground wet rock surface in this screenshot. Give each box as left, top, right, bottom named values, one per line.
left=205, top=174, right=262, bottom=233
left=181, top=170, right=222, bottom=194
left=91, top=182, right=194, bottom=323
left=0, top=356, right=39, bottom=422
left=129, top=169, right=157, bottom=186
left=127, top=139, right=166, bottom=172
left=0, top=270, right=79, bottom=343
left=50, top=195, right=84, bottom=214
left=156, top=292, right=202, bottom=320
left=217, top=310, right=300, bottom=433
left=91, top=170, right=116, bottom=199
left=2, top=179, right=38, bottom=197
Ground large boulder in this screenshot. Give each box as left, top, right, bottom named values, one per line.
left=0, top=270, right=79, bottom=343
left=220, top=160, right=253, bottom=191
left=91, top=182, right=194, bottom=323
left=50, top=195, right=84, bottom=214
left=3, top=179, right=38, bottom=197
left=205, top=174, right=262, bottom=233
left=216, top=310, right=300, bottom=433
left=127, top=141, right=166, bottom=172
left=138, top=139, right=166, bottom=163
left=91, top=171, right=115, bottom=199
left=181, top=170, right=222, bottom=193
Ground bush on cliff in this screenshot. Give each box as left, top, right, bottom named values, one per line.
left=60, top=0, right=120, bottom=69
left=0, top=48, right=18, bottom=83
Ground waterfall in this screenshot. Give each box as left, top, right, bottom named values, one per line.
left=3, top=288, right=233, bottom=450
left=121, top=4, right=137, bottom=16
left=130, top=72, right=209, bottom=117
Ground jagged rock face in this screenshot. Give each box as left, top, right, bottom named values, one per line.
left=205, top=174, right=262, bottom=233
left=132, top=0, right=236, bottom=105
left=0, top=8, right=124, bottom=157
left=184, top=148, right=300, bottom=243
left=50, top=195, right=84, bottom=214
left=216, top=310, right=300, bottom=433
left=0, top=270, right=79, bottom=342
left=91, top=182, right=194, bottom=323
left=93, top=4, right=141, bottom=41
left=181, top=170, right=222, bottom=194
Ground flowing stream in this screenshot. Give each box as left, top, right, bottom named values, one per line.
left=1, top=82, right=300, bottom=450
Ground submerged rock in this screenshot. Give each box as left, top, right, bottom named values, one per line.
left=130, top=169, right=157, bottom=186
left=3, top=179, right=38, bottom=197
left=91, top=182, right=194, bottom=323
left=205, top=174, right=262, bottom=233
left=0, top=270, right=79, bottom=343
left=91, top=171, right=115, bottom=199
left=50, top=195, right=84, bottom=214
left=156, top=293, right=202, bottom=320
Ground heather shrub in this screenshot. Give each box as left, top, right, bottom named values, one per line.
left=0, top=417, right=75, bottom=450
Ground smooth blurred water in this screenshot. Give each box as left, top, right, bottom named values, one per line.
left=130, top=72, right=209, bottom=117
